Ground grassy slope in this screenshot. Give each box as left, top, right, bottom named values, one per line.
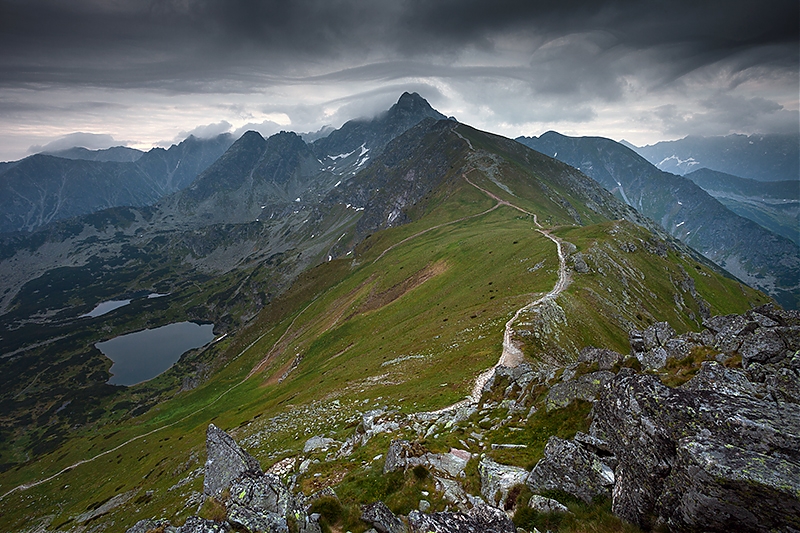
left=0, top=137, right=767, bottom=531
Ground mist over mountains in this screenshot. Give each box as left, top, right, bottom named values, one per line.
left=631, top=133, right=799, bottom=182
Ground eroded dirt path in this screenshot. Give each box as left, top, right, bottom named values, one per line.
left=434, top=172, right=571, bottom=412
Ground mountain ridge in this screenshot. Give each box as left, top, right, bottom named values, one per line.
left=516, top=131, right=800, bottom=309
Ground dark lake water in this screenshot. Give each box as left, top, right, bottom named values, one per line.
left=96, top=322, right=215, bottom=385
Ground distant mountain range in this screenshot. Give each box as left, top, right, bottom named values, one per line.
left=631, top=133, right=799, bottom=182
left=44, top=145, right=145, bottom=163
left=516, top=132, right=800, bottom=309
left=685, top=168, right=799, bottom=246
left=0, top=134, right=234, bottom=233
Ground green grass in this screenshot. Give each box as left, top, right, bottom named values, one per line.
left=0, top=156, right=770, bottom=531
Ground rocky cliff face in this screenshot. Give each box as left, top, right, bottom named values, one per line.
left=133, top=305, right=798, bottom=533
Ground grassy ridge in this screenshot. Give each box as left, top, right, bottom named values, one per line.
left=0, top=150, right=767, bottom=530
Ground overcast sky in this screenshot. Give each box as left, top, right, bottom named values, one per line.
left=0, top=0, right=797, bottom=161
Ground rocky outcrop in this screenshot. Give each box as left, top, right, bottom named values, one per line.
left=361, top=501, right=407, bottom=533
left=591, top=366, right=800, bottom=531
left=303, top=435, right=339, bottom=454
left=228, top=472, right=294, bottom=518
left=383, top=440, right=469, bottom=478
left=528, top=495, right=569, bottom=514
left=544, top=370, right=614, bottom=411
left=407, top=505, right=515, bottom=533
left=204, top=424, right=263, bottom=497
left=577, top=347, right=623, bottom=370
left=478, top=457, right=528, bottom=508
left=527, top=436, right=615, bottom=503
left=629, top=321, right=676, bottom=370
left=177, top=516, right=230, bottom=532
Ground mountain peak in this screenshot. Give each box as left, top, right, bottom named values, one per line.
left=390, top=92, right=443, bottom=118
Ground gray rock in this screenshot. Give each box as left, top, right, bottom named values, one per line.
left=434, top=476, right=473, bottom=510
left=527, top=436, right=614, bottom=503
left=750, top=312, right=779, bottom=329
left=419, top=500, right=431, bottom=512
left=126, top=519, right=170, bottom=533
left=590, top=369, right=800, bottom=530
left=176, top=516, right=230, bottom=533
left=527, top=495, right=569, bottom=514
left=297, top=513, right=323, bottom=533
left=384, top=440, right=425, bottom=474
left=227, top=503, right=288, bottom=533
left=408, top=504, right=515, bottom=533
left=658, top=437, right=800, bottom=532
left=228, top=472, right=294, bottom=516
left=478, top=457, right=529, bottom=509
left=577, top=347, right=623, bottom=370
left=641, top=322, right=676, bottom=350
left=663, top=337, right=698, bottom=362
left=571, top=253, right=589, bottom=273
left=740, top=328, right=787, bottom=365
left=361, top=501, right=407, bottom=533
left=544, top=371, right=615, bottom=411
left=204, top=424, right=262, bottom=497
left=702, top=314, right=755, bottom=353
left=303, top=436, right=338, bottom=454
left=77, top=489, right=138, bottom=523
left=682, top=361, right=757, bottom=397
left=383, top=440, right=469, bottom=478
left=630, top=323, right=676, bottom=370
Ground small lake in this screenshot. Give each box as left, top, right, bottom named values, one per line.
left=81, top=293, right=169, bottom=318
left=96, top=322, right=215, bottom=386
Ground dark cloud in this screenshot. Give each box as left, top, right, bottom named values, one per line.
left=0, top=0, right=796, bottom=160
left=0, top=0, right=796, bottom=90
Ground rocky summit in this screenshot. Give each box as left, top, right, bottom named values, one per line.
left=127, top=305, right=799, bottom=533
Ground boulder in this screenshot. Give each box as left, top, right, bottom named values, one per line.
left=227, top=504, right=288, bottom=533
left=383, top=440, right=469, bottom=478
left=739, top=328, right=787, bottom=365
left=577, top=348, right=623, bottom=370
left=590, top=369, right=800, bottom=530
left=641, top=322, right=676, bottom=350
left=204, top=424, right=262, bottom=497
left=528, top=495, right=569, bottom=514
left=681, top=361, right=756, bottom=398
left=384, top=440, right=426, bottom=474
left=478, top=457, right=529, bottom=508
left=408, top=504, right=515, bottom=533
left=361, top=501, right=407, bottom=533
left=658, top=437, right=800, bottom=532
left=544, top=371, right=614, bottom=411
left=176, top=516, right=230, bottom=533
left=228, top=472, right=294, bottom=516
left=527, top=436, right=614, bottom=503
left=630, top=322, right=677, bottom=370
left=303, top=436, right=338, bottom=454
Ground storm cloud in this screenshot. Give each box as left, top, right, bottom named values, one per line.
left=0, top=0, right=797, bottom=160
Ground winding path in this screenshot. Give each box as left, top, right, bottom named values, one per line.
left=432, top=171, right=571, bottom=413
left=1, top=162, right=571, bottom=500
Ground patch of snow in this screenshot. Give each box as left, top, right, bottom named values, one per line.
left=676, top=221, right=685, bottom=227
left=295, top=197, right=301, bottom=202
left=335, top=180, right=341, bottom=187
